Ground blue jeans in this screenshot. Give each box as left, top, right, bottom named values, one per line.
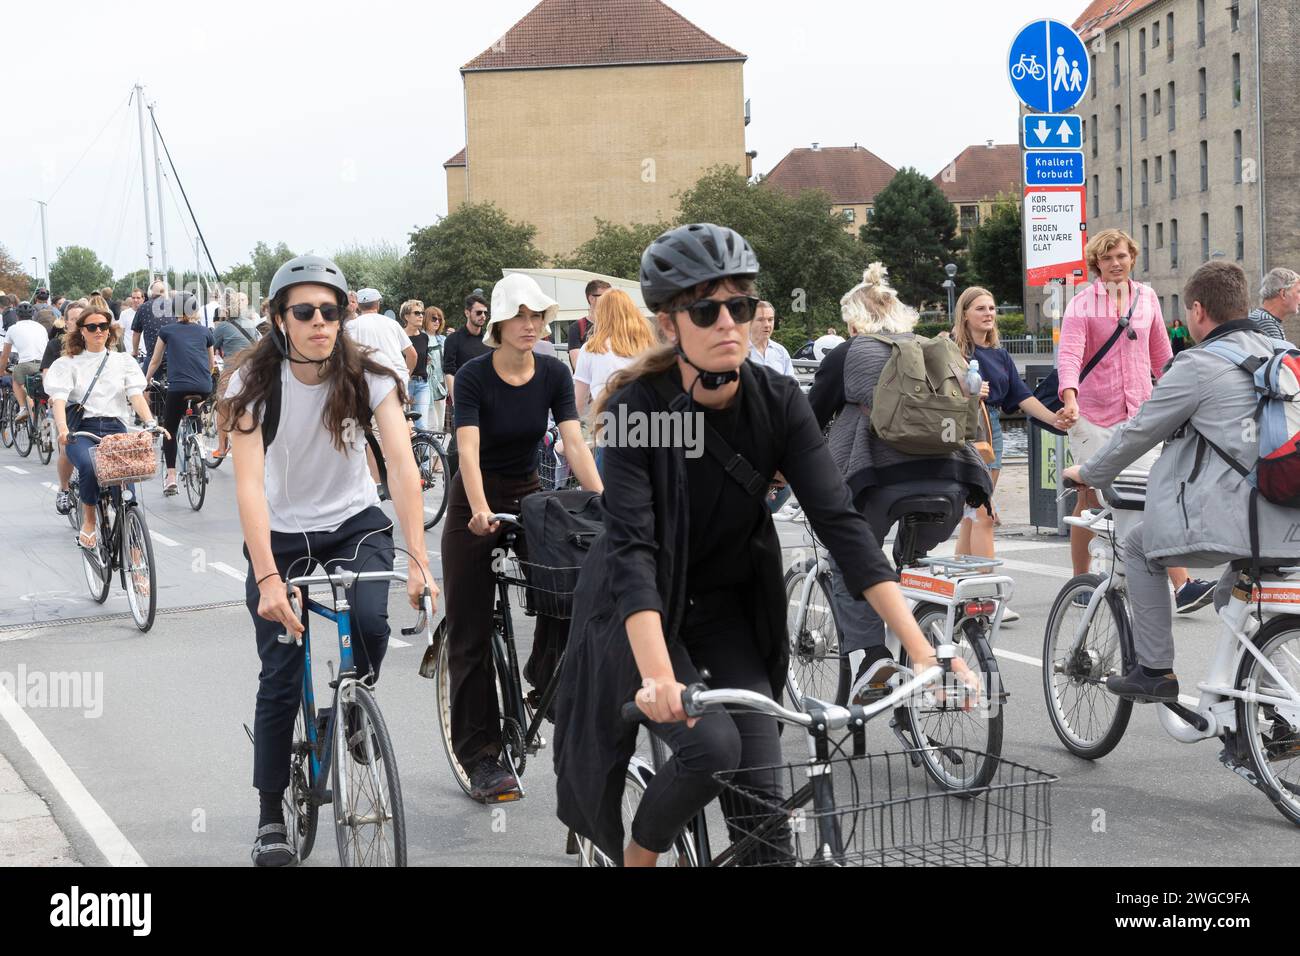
left=66, top=416, right=128, bottom=505
left=408, top=377, right=431, bottom=431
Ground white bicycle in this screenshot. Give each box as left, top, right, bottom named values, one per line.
left=1042, top=471, right=1300, bottom=827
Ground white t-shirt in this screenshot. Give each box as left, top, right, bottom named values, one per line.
left=747, top=339, right=795, bottom=377
left=345, top=313, right=412, bottom=385
left=201, top=302, right=220, bottom=329
left=4, top=319, right=49, bottom=363
left=573, top=347, right=635, bottom=406
left=116, top=308, right=147, bottom=358
left=226, top=354, right=400, bottom=533
left=43, top=349, right=147, bottom=423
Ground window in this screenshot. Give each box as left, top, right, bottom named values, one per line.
left=1232, top=54, right=1242, bottom=106
left=1235, top=206, right=1245, bottom=260
left=1198, top=0, right=1206, bottom=47
left=842, top=208, right=856, bottom=223
left=1169, top=150, right=1178, bottom=198
left=1141, top=159, right=1149, bottom=206
left=960, top=206, right=979, bottom=233
left=1091, top=53, right=1098, bottom=98
left=1153, top=20, right=1160, bottom=47
left=866, top=208, right=874, bottom=222
left=1154, top=88, right=1162, bottom=115
left=1091, top=114, right=1098, bottom=158
left=1140, top=94, right=1148, bottom=139
left=1171, top=294, right=1181, bottom=320
left=1142, top=225, right=1151, bottom=272
left=1200, top=141, right=1209, bottom=191
left=1114, top=105, right=1122, bottom=150
left=1201, top=213, right=1210, bottom=262
left=1157, top=222, right=1165, bottom=248
left=1231, top=1, right=1240, bottom=33
left=1171, top=218, right=1179, bottom=268
left=1158, top=295, right=1166, bottom=317
left=1092, top=175, right=1100, bottom=215
left=1199, top=68, right=1208, bottom=118
left=1167, top=12, right=1175, bottom=60
left=1139, top=28, right=1147, bottom=74
left=1113, top=42, right=1121, bottom=87
left=1155, top=155, right=1164, bottom=183
left=1234, top=130, right=1243, bottom=183
left=1116, top=167, right=1124, bottom=212
left=1168, top=82, right=1176, bottom=131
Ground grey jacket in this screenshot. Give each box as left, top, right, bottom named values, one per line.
left=1079, top=319, right=1300, bottom=566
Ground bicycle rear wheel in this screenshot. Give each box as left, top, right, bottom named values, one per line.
left=12, top=412, right=32, bottom=457
left=1234, top=617, right=1300, bottom=827
left=783, top=563, right=850, bottom=708
left=574, top=759, right=697, bottom=867
left=36, top=411, right=53, bottom=465
left=332, top=682, right=406, bottom=866
left=184, top=434, right=206, bottom=511
left=81, top=502, right=112, bottom=604
left=1042, top=573, right=1133, bottom=759
left=899, top=605, right=1003, bottom=791
left=412, top=433, right=449, bottom=529
left=285, top=705, right=320, bottom=862
left=0, top=395, right=14, bottom=448
left=123, top=505, right=157, bottom=631
left=66, top=475, right=82, bottom=531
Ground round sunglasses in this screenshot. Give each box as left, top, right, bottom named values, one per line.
left=676, top=295, right=760, bottom=329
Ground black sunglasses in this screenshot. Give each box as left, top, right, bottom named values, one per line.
left=81, top=321, right=112, bottom=333
left=1117, top=314, right=1139, bottom=340
left=678, top=295, right=760, bottom=329
left=286, top=303, right=341, bottom=323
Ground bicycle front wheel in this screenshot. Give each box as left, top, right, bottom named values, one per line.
left=900, top=604, right=1003, bottom=791
left=332, top=682, right=406, bottom=866
left=1235, top=616, right=1300, bottom=827
left=1042, top=573, right=1133, bottom=759
left=574, top=759, right=697, bottom=867
left=783, top=563, right=850, bottom=708
left=184, top=435, right=206, bottom=511
left=36, top=412, right=53, bottom=465
left=123, top=505, right=157, bottom=631
left=81, top=505, right=112, bottom=604
left=12, top=413, right=32, bottom=457
left=285, top=705, right=320, bottom=863
left=412, top=433, right=449, bottom=529
left=66, top=475, right=82, bottom=531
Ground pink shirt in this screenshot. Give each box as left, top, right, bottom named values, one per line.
left=1057, top=278, right=1172, bottom=428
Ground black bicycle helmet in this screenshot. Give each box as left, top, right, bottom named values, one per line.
left=268, top=254, right=349, bottom=302
left=639, top=223, right=760, bottom=313
left=16, top=301, right=34, bottom=319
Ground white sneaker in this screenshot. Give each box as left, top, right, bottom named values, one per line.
left=1000, top=606, right=1021, bottom=623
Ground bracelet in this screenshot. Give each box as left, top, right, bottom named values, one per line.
left=256, top=572, right=282, bottom=587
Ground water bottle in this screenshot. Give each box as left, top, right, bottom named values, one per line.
left=965, top=359, right=982, bottom=398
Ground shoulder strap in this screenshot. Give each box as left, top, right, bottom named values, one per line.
left=647, top=375, right=767, bottom=498
left=261, top=368, right=282, bottom=450
left=230, top=320, right=255, bottom=346
left=1078, top=296, right=1139, bottom=384
left=78, top=351, right=112, bottom=406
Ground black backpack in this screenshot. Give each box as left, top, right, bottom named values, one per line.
left=260, top=370, right=388, bottom=485
left=519, top=489, right=604, bottom=619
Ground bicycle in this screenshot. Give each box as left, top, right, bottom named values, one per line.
left=1010, top=53, right=1046, bottom=81
left=268, top=566, right=432, bottom=867
left=1042, top=472, right=1300, bottom=827
left=538, top=424, right=577, bottom=491
left=572, top=652, right=1055, bottom=867
left=779, top=494, right=1011, bottom=790
left=26, top=375, right=56, bottom=466
left=70, top=427, right=164, bottom=632
left=375, top=412, right=450, bottom=530
left=0, top=372, right=16, bottom=448
left=175, top=393, right=210, bottom=511
left=424, top=512, right=581, bottom=802
left=10, top=385, right=34, bottom=459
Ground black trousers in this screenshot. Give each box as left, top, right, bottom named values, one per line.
left=442, top=469, right=563, bottom=766
left=161, top=390, right=205, bottom=469
left=246, top=506, right=394, bottom=793
left=631, top=590, right=789, bottom=861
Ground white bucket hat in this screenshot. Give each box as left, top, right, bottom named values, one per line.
left=486, top=273, right=558, bottom=348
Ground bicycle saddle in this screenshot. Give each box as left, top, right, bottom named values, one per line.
left=887, top=495, right=955, bottom=525
left=404, top=411, right=422, bottom=422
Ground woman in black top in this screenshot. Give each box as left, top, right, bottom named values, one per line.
left=443, top=272, right=602, bottom=803
left=552, top=224, right=978, bottom=866
left=400, top=300, right=431, bottom=430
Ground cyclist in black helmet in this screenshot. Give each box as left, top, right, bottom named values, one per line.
left=552, top=223, right=978, bottom=866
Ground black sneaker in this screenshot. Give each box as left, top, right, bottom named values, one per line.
left=1106, top=667, right=1179, bottom=703
left=250, top=823, right=295, bottom=867
left=468, top=755, right=521, bottom=804
left=1175, top=579, right=1215, bottom=615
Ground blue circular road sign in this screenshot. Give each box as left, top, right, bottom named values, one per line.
left=1008, top=19, right=1090, bottom=114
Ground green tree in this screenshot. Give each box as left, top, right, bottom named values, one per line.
left=332, top=241, right=405, bottom=305
left=861, top=168, right=962, bottom=308
left=554, top=219, right=671, bottom=279
left=112, top=270, right=151, bottom=300
left=49, top=245, right=113, bottom=299
left=966, top=198, right=1024, bottom=308
left=0, top=244, right=32, bottom=299
left=399, top=203, right=546, bottom=322
left=222, top=241, right=296, bottom=299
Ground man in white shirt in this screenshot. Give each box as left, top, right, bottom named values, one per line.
left=201, top=287, right=222, bottom=329
left=116, top=288, right=144, bottom=356
left=747, top=300, right=795, bottom=377
left=1, top=313, right=52, bottom=421
left=344, top=288, right=416, bottom=385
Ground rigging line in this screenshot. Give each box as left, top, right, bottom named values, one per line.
left=148, top=109, right=221, bottom=280
left=46, top=95, right=132, bottom=203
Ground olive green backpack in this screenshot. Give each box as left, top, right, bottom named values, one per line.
left=863, top=333, right=980, bottom=455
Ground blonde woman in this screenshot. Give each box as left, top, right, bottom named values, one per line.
left=950, top=287, right=1065, bottom=622
left=808, top=263, right=992, bottom=694
left=424, top=306, right=448, bottom=432
left=400, top=300, right=432, bottom=430
left=573, top=288, right=656, bottom=416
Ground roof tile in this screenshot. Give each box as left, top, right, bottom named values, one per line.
left=932, top=144, right=1021, bottom=203
left=762, top=146, right=897, bottom=204
left=1073, top=0, right=1163, bottom=39
left=444, top=147, right=467, bottom=167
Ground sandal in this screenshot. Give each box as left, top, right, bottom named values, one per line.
left=250, top=823, right=296, bottom=867
left=163, top=481, right=179, bottom=497
left=77, top=529, right=98, bottom=550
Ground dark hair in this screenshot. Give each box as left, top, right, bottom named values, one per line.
left=1183, top=261, right=1249, bottom=325
left=585, top=280, right=612, bottom=299
left=63, top=296, right=121, bottom=355
left=464, top=293, right=488, bottom=313
left=218, top=286, right=406, bottom=453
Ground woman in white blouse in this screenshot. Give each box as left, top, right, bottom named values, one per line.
left=45, top=296, right=158, bottom=549
left=572, top=289, right=656, bottom=416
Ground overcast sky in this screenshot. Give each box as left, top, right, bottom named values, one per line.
left=3, top=0, right=1084, bottom=282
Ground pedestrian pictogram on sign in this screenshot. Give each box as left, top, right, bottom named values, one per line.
left=1008, top=20, right=1090, bottom=114
left=1023, top=186, right=1087, bottom=286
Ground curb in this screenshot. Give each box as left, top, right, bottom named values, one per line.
left=0, top=750, right=80, bottom=867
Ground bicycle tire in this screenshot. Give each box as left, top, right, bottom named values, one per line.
left=412, top=433, right=449, bottom=530
left=12, top=413, right=32, bottom=457
left=123, top=505, right=157, bottom=632
left=783, top=563, right=850, bottom=708
left=1042, top=573, right=1133, bottom=759
left=36, top=411, right=53, bottom=465
left=81, top=506, right=112, bottom=605
left=184, top=434, right=206, bottom=511
left=65, top=475, right=81, bottom=531
left=1234, top=615, right=1300, bottom=827
left=899, top=604, right=1003, bottom=791
left=285, top=705, right=320, bottom=862
left=0, top=395, right=14, bottom=448
left=574, top=758, right=698, bottom=867
left=332, top=682, right=407, bottom=866
left=432, top=622, right=474, bottom=796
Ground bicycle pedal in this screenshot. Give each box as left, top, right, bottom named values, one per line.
left=486, top=790, right=524, bottom=804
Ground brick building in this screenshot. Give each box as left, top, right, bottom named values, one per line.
left=932, top=142, right=1022, bottom=240
left=762, top=144, right=898, bottom=233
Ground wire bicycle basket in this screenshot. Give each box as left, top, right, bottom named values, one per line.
left=500, top=556, right=582, bottom=620
left=713, top=749, right=1056, bottom=867
left=90, top=434, right=159, bottom=487
left=537, top=427, right=579, bottom=492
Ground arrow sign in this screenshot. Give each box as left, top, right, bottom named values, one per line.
left=1022, top=114, right=1083, bottom=151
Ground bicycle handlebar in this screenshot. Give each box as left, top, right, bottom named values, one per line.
left=286, top=569, right=409, bottom=588
left=490, top=513, right=522, bottom=529
left=68, top=425, right=166, bottom=445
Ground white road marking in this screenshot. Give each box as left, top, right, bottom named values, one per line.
left=210, top=562, right=245, bottom=582
left=150, top=531, right=180, bottom=548
left=996, top=647, right=1199, bottom=707
left=0, top=684, right=146, bottom=866
left=5, top=465, right=28, bottom=474
left=389, top=637, right=411, bottom=648
left=42, top=481, right=58, bottom=491
left=990, top=557, right=1074, bottom=581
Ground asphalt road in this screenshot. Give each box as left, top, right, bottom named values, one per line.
left=0, top=448, right=1295, bottom=867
